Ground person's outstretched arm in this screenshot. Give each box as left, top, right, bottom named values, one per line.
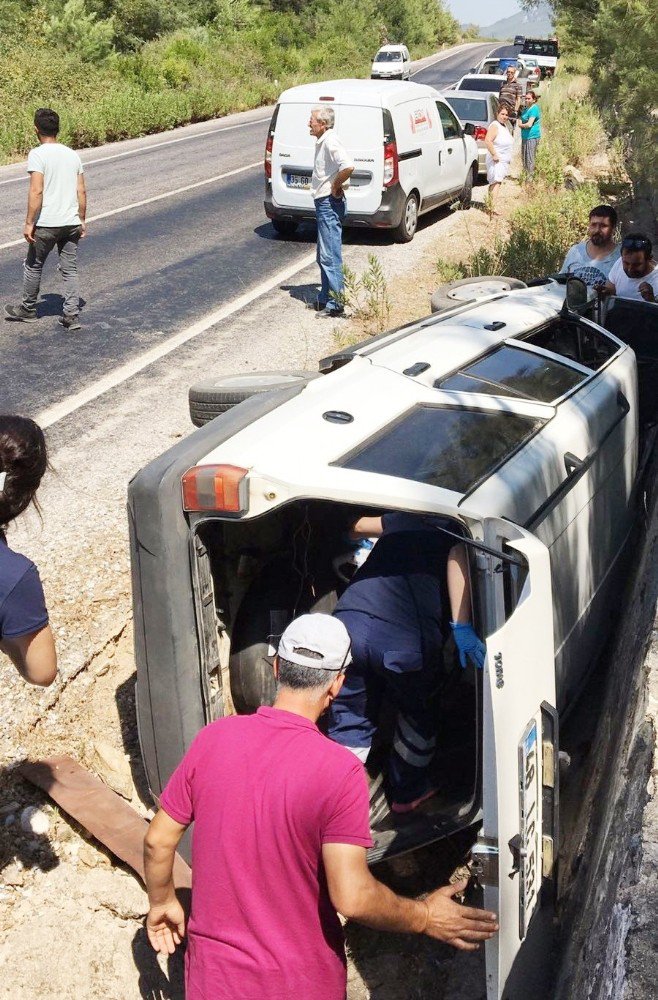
left=447, top=544, right=486, bottom=669
left=323, top=843, right=498, bottom=950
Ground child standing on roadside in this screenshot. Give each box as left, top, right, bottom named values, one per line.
left=0, top=415, right=57, bottom=686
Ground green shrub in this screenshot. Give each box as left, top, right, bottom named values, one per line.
left=46, top=0, right=115, bottom=62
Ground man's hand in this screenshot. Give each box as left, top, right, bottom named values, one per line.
left=423, top=879, right=498, bottom=951
left=450, top=621, right=486, bottom=669
left=79, top=221, right=87, bottom=239
left=639, top=281, right=655, bottom=302
left=23, top=223, right=36, bottom=244
left=146, top=897, right=186, bottom=955
left=331, top=182, right=345, bottom=198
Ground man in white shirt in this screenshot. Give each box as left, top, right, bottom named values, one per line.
left=561, top=204, right=620, bottom=286
left=308, top=107, right=354, bottom=318
left=5, top=108, right=87, bottom=331
left=604, top=234, right=658, bottom=303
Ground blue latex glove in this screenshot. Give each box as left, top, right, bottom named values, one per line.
left=450, top=622, right=486, bottom=670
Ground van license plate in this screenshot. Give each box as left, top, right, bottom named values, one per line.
left=285, top=172, right=310, bottom=189
left=519, top=719, right=541, bottom=937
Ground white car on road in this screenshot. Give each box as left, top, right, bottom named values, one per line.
left=370, top=43, right=411, bottom=81
left=130, top=276, right=657, bottom=999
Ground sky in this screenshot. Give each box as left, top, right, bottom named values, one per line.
left=446, top=0, right=522, bottom=26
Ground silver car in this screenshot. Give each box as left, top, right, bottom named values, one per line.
left=442, top=90, right=499, bottom=176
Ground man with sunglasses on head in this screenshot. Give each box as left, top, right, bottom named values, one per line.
left=143, top=612, right=498, bottom=1000
left=603, top=233, right=658, bottom=302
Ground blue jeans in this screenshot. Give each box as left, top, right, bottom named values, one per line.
left=314, top=195, right=346, bottom=312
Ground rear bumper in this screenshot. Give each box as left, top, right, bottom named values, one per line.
left=264, top=183, right=407, bottom=230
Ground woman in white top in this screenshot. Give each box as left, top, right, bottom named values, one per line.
left=484, top=105, right=514, bottom=210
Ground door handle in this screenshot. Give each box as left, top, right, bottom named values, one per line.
left=438, top=151, right=442, bottom=166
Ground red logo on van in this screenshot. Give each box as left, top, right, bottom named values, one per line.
left=410, top=108, right=432, bottom=134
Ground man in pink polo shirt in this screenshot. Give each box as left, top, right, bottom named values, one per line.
left=144, top=614, right=498, bottom=999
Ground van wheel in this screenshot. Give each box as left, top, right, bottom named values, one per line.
left=229, top=558, right=338, bottom=714
left=188, top=371, right=316, bottom=426
left=430, top=276, right=527, bottom=313
left=272, top=219, right=298, bottom=237
left=459, top=167, right=475, bottom=208
left=394, top=192, right=419, bottom=243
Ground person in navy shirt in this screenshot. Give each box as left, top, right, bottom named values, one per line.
left=0, top=415, right=57, bottom=686
left=328, top=511, right=484, bottom=812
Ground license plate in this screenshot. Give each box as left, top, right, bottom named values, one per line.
left=519, top=719, right=541, bottom=936
left=285, top=172, right=310, bottom=189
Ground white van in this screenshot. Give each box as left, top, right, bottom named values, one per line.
left=264, top=79, right=479, bottom=242
left=371, top=43, right=411, bottom=81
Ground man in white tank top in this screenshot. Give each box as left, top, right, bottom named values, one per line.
left=5, top=108, right=87, bottom=331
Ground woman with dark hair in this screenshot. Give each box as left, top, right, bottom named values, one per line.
left=0, top=415, right=57, bottom=686
left=484, top=104, right=514, bottom=211
left=519, top=90, right=541, bottom=180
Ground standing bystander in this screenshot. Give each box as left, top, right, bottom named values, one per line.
left=484, top=105, right=514, bottom=211
left=4, top=108, right=87, bottom=331
left=498, top=66, right=523, bottom=129
left=519, top=91, right=541, bottom=180
left=561, top=205, right=620, bottom=285
left=308, top=106, right=354, bottom=318
left=0, top=415, right=57, bottom=687
left=143, top=613, right=498, bottom=999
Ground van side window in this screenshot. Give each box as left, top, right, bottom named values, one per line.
left=522, top=322, right=618, bottom=371
left=436, top=102, right=462, bottom=140
left=335, top=404, right=546, bottom=494
left=436, top=345, right=585, bottom=402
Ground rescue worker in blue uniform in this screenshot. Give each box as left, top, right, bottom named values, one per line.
left=327, top=511, right=485, bottom=813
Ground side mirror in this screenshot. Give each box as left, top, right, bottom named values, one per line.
left=463, top=122, right=476, bottom=136
left=468, top=67, right=477, bottom=73
left=564, top=276, right=588, bottom=312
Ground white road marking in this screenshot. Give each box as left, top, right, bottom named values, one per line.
left=35, top=250, right=317, bottom=429
left=0, top=160, right=262, bottom=251
left=0, top=117, right=271, bottom=187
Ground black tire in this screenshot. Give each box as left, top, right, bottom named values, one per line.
left=393, top=191, right=419, bottom=243
left=229, top=558, right=338, bottom=714
left=189, top=371, right=315, bottom=427
left=430, top=275, right=527, bottom=314
left=271, top=219, right=298, bottom=237
left=458, top=165, right=476, bottom=209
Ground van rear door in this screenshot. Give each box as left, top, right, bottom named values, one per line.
left=473, top=518, right=557, bottom=1000
left=271, top=101, right=385, bottom=216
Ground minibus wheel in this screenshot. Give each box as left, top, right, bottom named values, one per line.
left=189, top=371, right=316, bottom=426
left=430, top=275, right=526, bottom=313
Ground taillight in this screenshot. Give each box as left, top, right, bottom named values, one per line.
left=383, top=141, right=398, bottom=187
left=474, top=126, right=487, bottom=141
left=182, top=465, right=249, bottom=513
left=264, top=134, right=273, bottom=178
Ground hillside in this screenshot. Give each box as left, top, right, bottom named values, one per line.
left=480, top=3, right=554, bottom=40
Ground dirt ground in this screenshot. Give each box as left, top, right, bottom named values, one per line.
left=0, top=138, right=548, bottom=999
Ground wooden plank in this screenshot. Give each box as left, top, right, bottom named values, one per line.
left=19, top=755, right=191, bottom=889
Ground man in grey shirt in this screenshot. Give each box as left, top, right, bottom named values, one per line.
left=5, top=108, right=87, bottom=330
left=561, top=204, right=620, bottom=286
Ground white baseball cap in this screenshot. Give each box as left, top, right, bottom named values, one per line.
left=278, top=614, right=352, bottom=671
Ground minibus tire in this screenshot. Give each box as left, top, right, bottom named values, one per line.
left=394, top=192, right=419, bottom=243
left=229, top=564, right=338, bottom=714
left=272, top=219, right=298, bottom=237
left=189, top=371, right=316, bottom=426
left=430, top=275, right=527, bottom=313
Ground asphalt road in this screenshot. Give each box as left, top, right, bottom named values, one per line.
left=0, top=41, right=506, bottom=418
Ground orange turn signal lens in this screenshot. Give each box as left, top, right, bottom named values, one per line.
left=182, top=465, right=249, bottom=513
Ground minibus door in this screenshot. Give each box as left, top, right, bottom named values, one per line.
left=473, top=519, right=557, bottom=1000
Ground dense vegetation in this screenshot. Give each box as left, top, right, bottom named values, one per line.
left=525, top=0, right=657, bottom=227
left=0, top=0, right=459, bottom=160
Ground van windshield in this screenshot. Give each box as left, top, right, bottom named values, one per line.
left=376, top=51, right=403, bottom=61
left=336, top=405, right=545, bottom=494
